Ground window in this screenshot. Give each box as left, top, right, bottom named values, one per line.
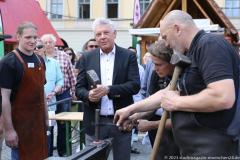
left=140, top=0, right=150, bottom=16
left=78, top=0, right=90, bottom=19
left=107, top=0, right=118, bottom=18
left=50, top=0, right=63, bottom=19
left=225, top=0, right=240, bottom=17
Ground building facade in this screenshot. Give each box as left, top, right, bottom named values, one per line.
left=38, top=0, right=151, bottom=52
left=39, top=0, right=239, bottom=52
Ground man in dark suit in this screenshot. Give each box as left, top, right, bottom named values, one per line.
left=76, top=18, right=140, bottom=160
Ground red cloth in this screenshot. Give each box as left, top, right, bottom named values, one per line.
left=0, top=0, right=63, bottom=45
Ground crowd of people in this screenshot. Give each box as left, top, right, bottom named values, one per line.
left=0, top=9, right=239, bottom=160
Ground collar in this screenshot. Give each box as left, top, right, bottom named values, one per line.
left=44, top=55, right=51, bottom=62
left=188, top=30, right=205, bottom=56
left=100, top=45, right=116, bottom=55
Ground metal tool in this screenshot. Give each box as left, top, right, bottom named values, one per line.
left=150, top=53, right=191, bottom=160
left=70, top=138, right=113, bottom=160
left=95, top=109, right=100, bottom=142
left=86, top=70, right=100, bottom=88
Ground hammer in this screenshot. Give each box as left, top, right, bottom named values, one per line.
left=150, top=53, right=191, bottom=160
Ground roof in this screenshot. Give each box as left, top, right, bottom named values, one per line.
left=129, top=20, right=222, bottom=37
left=0, top=0, right=63, bottom=45
left=136, top=0, right=239, bottom=42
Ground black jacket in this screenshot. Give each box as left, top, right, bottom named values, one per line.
left=76, top=45, right=140, bottom=135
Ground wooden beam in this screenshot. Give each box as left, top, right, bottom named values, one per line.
left=159, top=0, right=178, bottom=27
left=193, top=0, right=211, bottom=21
left=137, top=0, right=170, bottom=28
left=182, top=0, right=187, bottom=11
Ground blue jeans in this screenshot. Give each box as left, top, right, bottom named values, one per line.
left=56, top=89, right=71, bottom=156
left=11, top=148, right=19, bottom=160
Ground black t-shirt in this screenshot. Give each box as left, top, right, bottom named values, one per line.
left=0, top=48, right=45, bottom=103
left=178, top=30, right=240, bottom=129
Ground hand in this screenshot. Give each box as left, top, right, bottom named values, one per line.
left=129, top=113, right=141, bottom=124
left=161, top=90, right=180, bottom=111
left=119, top=119, right=134, bottom=132
left=95, top=85, right=109, bottom=97
left=5, top=129, right=18, bottom=148
left=113, top=107, right=132, bottom=127
left=88, top=85, right=109, bottom=102
left=88, top=89, right=100, bottom=102
left=46, top=92, right=55, bottom=102
left=137, top=119, right=152, bottom=132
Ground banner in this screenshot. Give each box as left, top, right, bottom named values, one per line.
left=133, top=0, right=141, bottom=25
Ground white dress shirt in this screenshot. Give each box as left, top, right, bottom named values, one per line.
left=100, top=45, right=116, bottom=116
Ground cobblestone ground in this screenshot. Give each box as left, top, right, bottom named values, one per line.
left=1, top=133, right=152, bottom=160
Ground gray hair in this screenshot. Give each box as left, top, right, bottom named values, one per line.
left=40, top=34, right=57, bottom=43
left=16, top=22, right=37, bottom=35
left=92, top=18, right=116, bottom=32
left=164, top=10, right=195, bottom=27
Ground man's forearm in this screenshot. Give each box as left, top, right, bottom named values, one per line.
left=175, top=79, right=235, bottom=112
left=130, top=89, right=165, bottom=114
left=2, top=100, right=14, bottom=131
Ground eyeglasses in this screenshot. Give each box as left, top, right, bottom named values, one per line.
left=35, top=44, right=44, bottom=50
left=88, top=45, right=99, bottom=48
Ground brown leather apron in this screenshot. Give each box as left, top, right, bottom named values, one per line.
left=12, top=50, right=48, bottom=160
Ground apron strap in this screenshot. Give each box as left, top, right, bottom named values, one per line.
left=13, top=49, right=43, bottom=68
left=12, top=50, right=25, bottom=65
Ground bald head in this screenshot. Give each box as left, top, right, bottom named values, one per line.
left=161, top=10, right=195, bottom=27
left=159, top=10, right=199, bottom=54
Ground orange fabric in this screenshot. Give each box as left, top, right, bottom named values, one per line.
left=12, top=50, right=48, bottom=160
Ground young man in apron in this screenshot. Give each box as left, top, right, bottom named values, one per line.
left=0, top=22, right=48, bottom=160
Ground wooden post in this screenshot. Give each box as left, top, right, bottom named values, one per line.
left=182, top=0, right=187, bottom=12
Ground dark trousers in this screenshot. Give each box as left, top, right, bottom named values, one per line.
left=98, top=116, right=131, bottom=160
left=56, top=89, right=71, bottom=156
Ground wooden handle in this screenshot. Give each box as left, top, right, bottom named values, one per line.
left=150, top=66, right=182, bottom=160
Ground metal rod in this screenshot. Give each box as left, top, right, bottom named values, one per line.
left=95, top=109, right=100, bottom=141
left=47, top=97, right=72, bottom=106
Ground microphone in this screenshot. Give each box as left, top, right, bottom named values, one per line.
left=86, top=70, right=100, bottom=89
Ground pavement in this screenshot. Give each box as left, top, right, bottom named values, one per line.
left=1, top=133, right=152, bottom=160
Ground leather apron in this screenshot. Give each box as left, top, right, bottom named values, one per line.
left=171, top=111, right=238, bottom=157
left=12, top=50, right=48, bottom=160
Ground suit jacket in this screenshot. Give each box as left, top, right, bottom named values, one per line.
left=76, top=45, right=140, bottom=135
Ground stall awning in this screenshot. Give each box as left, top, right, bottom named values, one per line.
left=0, top=0, right=63, bottom=46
